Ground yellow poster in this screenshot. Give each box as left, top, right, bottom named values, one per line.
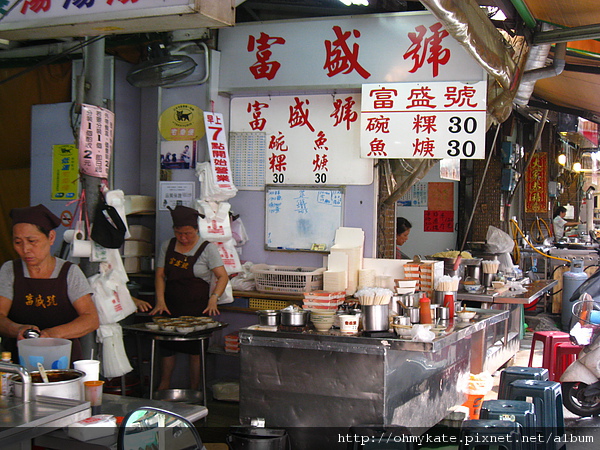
left=52, top=144, right=79, bottom=200
left=159, top=104, right=206, bottom=141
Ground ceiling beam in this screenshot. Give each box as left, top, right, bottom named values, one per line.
left=533, top=23, right=600, bottom=45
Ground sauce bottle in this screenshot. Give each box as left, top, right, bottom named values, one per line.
left=443, top=293, right=455, bottom=319
left=0, top=352, right=12, bottom=396
left=419, top=296, right=432, bottom=324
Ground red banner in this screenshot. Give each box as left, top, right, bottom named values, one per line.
left=525, top=152, right=548, bottom=213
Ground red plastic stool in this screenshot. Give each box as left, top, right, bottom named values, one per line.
left=553, top=342, right=584, bottom=381
left=527, top=331, right=570, bottom=370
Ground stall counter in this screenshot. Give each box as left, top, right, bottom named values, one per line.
left=238, top=308, right=508, bottom=447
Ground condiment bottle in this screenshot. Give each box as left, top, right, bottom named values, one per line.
left=419, top=296, right=432, bottom=324
left=443, top=293, right=455, bottom=319
left=0, top=351, right=12, bottom=396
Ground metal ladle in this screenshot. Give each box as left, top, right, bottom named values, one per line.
left=37, top=362, right=49, bottom=383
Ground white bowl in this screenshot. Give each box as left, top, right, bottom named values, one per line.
left=160, top=324, right=177, bottom=332
left=395, top=279, right=418, bottom=288
left=396, top=287, right=416, bottom=294
left=176, top=326, right=195, bottom=334
left=464, top=284, right=482, bottom=294
left=145, top=323, right=160, bottom=330
left=457, top=311, right=477, bottom=321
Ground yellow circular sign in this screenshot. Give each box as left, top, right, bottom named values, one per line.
left=159, top=104, right=206, bottom=141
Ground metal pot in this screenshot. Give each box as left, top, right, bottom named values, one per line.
left=280, top=309, right=309, bottom=326
left=11, top=369, right=85, bottom=401
left=257, top=310, right=281, bottom=327
left=396, top=292, right=421, bottom=310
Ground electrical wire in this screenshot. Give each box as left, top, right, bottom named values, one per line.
left=509, top=219, right=571, bottom=263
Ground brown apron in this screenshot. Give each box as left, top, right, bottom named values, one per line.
left=164, top=238, right=211, bottom=317
left=5, top=259, right=83, bottom=365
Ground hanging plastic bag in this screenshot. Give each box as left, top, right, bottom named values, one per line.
left=214, top=240, right=242, bottom=275
left=231, top=215, right=249, bottom=247
left=210, top=276, right=234, bottom=305
left=88, top=257, right=136, bottom=325
left=196, top=162, right=238, bottom=202
left=96, top=324, right=133, bottom=378
left=196, top=200, right=233, bottom=242
left=230, top=262, right=256, bottom=291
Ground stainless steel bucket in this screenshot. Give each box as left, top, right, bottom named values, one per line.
left=280, top=309, right=309, bottom=326
left=11, top=369, right=85, bottom=401
left=362, top=304, right=389, bottom=332
left=257, top=310, right=281, bottom=326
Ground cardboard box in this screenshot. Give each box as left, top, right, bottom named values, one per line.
left=123, top=240, right=153, bottom=257
left=128, top=225, right=153, bottom=243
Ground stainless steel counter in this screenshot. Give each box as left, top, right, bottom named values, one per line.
left=457, top=279, right=557, bottom=304
left=32, top=393, right=208, bottom=450
left=238, top=308, right=508, bottom=446
left=0, top=394, right=90, bottom=448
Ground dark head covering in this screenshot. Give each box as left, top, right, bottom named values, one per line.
left=10, top=204, right=61, bottom=231
left=168, top=205, right=199, bottom=228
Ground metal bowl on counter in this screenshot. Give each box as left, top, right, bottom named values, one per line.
left=256, top=310, right=281, bottom=326
left=154, top=388, right=203, bottom=404
left=11, top=369, right=85, bottom=401
left=280, top=309, right=309, bottom=326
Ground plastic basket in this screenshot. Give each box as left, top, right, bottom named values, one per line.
left=251, top=264, right=325, bottom=294
left=248, top=298, right=296, bottom=310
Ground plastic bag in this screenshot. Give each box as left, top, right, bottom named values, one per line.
left=486, top=226, right=514, bottom=253
left=88, top=254, right=136, bottom=324
left=96, top=324, right=133, bottom=378
left=411, top=324, right=435, bottom=342
left=463, top=372, right=494, bottom=395
left=196, top=162, right=238, bottom=202
left=196, top=200, right=233, bottom=242
left=230, top=262, right=256, bottom=291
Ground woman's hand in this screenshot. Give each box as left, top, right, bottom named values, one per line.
left=150, top=300, right=170, bottom=316
left=132, top=297, right=153, bottom=313
left=203, top=294, right=220, bottom=316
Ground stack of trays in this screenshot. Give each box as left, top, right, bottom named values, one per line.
left=302, top=290, right=346, bottom=311
left=225, top=332, right=240, bottom=353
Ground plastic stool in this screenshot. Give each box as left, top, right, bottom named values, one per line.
left=459, top=419, right=523, bottom=450
left=506, top=379, right=565, bottom=450
left=498, top=367, right=549, bottom=400
left=346, top=425, right=415, bottom=449
left=553, top=342, right=583, bottom=382
left=480, top=400, right=536, bottom=450
left=527, top=331, right=570, bottom=369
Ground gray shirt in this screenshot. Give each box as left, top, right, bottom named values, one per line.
left=0, top=258, right=93, bottom=304
left=157, top=239, right=224, bottom=284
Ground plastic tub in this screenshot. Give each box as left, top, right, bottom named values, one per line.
left=17, top=338, right=72, bottom=371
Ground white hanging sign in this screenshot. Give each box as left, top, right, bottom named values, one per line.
left=78, top=103, right=114, bottom=179
left=204, top=112, right=236, bottom=192
left=360, top=80, right=487, bottom=159
left=230, top=94, right=373, bottom=186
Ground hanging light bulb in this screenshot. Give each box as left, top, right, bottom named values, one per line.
left=573, top=162, right=582, bottom=172
left=558, top=154, right=567, bottom=165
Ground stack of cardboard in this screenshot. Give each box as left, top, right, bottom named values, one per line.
left=123, top=225, right=153, bottom=274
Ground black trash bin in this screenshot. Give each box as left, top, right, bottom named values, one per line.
left=226, top=426, right=289, bottom=450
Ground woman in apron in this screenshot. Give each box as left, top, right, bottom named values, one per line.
left=152, top=205, right=228, bottom=391
left=0, top=204, right=99, bottom=364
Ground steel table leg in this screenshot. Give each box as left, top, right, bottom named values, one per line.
left=149, top=338, right=156, bottom=400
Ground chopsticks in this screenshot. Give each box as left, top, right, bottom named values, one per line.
left=354, top=287, right=393, bottom=305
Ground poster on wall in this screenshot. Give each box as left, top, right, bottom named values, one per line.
left=424, top=210, right=454, bottom=232
left=78, top=103, right=114, bottom=179
left=159, top=104, right=206, bottom=141
left=160, top=141, right=196, bottom=170
left=159, top=182, right=195, bottom=211
left=230, top=94, right=373, bottom=186
left=51, top=144, right=79, bottom=200
left=397, top=182, right=428, bottom=207
left=525, top=152, right=548, bottom=213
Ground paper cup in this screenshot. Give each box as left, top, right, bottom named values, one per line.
left=74, top=359, right=100, bottom=383
left=339, top=315, right=359, bottom=335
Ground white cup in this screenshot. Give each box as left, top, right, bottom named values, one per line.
left=73, top=359, right=100, bottom=383
left=339, top=315, right=359, bottom=335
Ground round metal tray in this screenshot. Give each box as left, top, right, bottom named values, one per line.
left=153, top=388, right=203, bottom=404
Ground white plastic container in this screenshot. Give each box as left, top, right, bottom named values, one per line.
left=17, top=338, right=72, bottom=371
